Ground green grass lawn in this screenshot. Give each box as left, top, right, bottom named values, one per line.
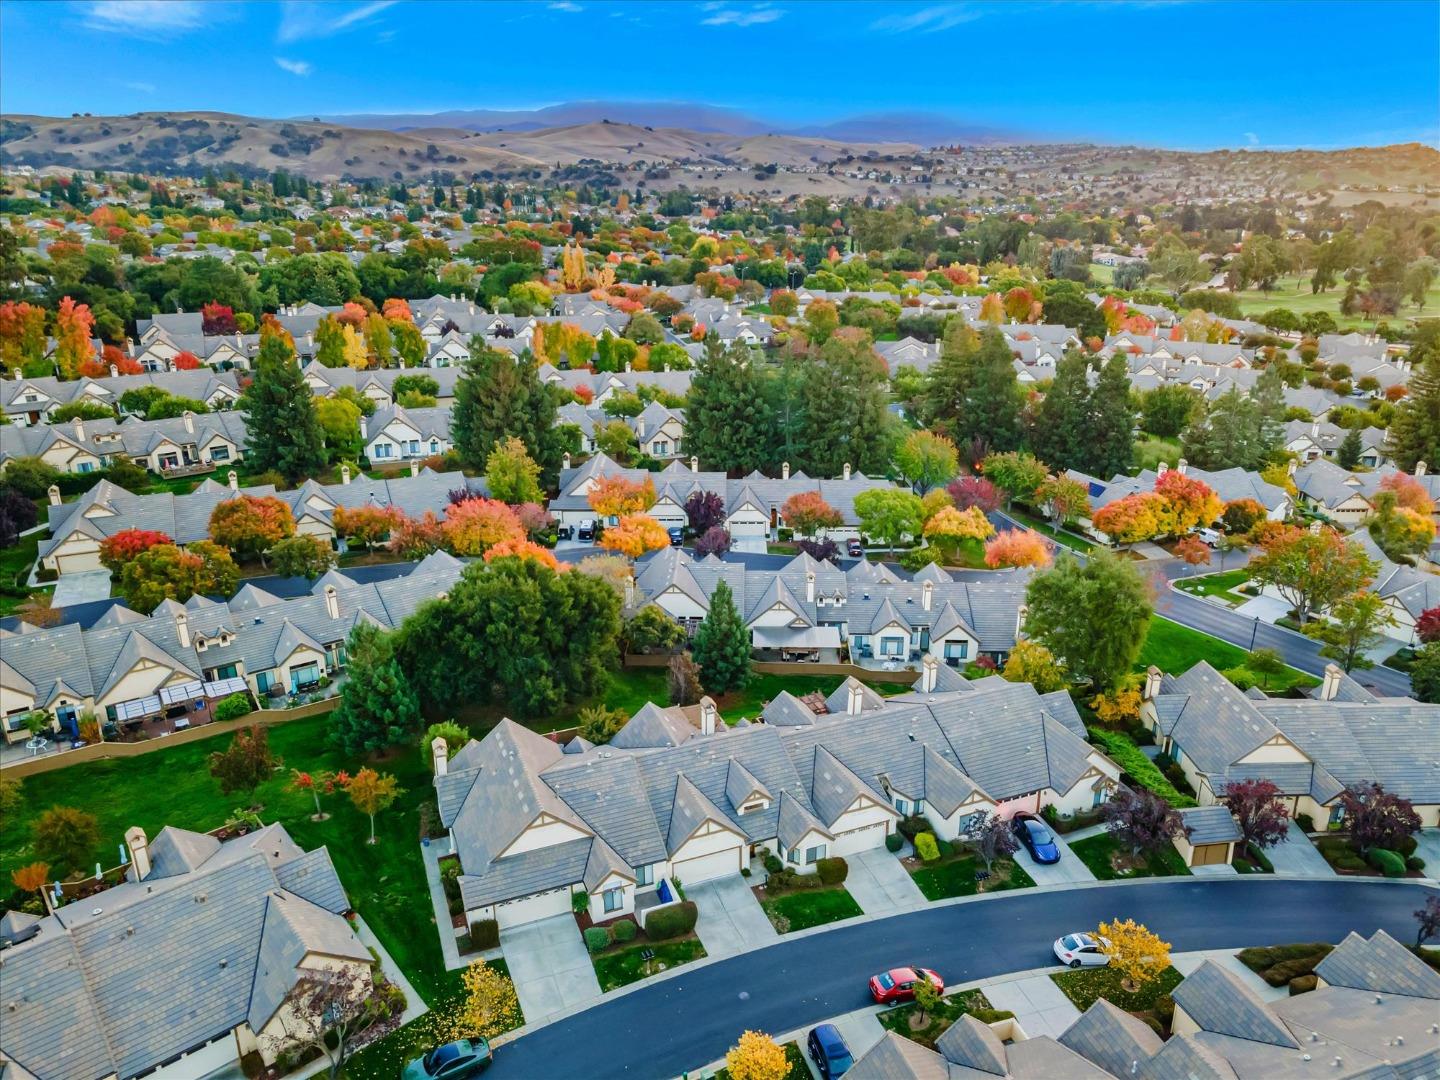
left=1085, top=726, right=1196, bottom=808
left=1174, top=568, right=1252, bottom=604
left=0, top=530, right=43, bottom=616
left=760, top=885, right=863, bottom=933
left=591, top=937, right=706, bottom=992
left=1229, top=273, right=1440, bottom=332
left=1069, top=833, right=1191, bottom=880
left=1050, top=964, right=1183, bottom=1013
left=877, top=989, right=1010, bottom=1051
left=909, top=854, right=1035, bottom=902
left=1137, top=616, right=1318, bottom=692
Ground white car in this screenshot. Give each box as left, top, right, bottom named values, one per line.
left=1054, top=932, right=1110, bottom=968
left=1195, top=527, right=1223, bottom=548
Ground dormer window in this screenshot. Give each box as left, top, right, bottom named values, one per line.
left=195, top=637, right=208, bottom=652
left=739, top=797, right=771, bottom=814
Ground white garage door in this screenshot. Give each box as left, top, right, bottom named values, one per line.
left=494, top=886, right=572, bottom=929
left=729, top=517, right=768, bottom=538
left=672, top=846, right=741, bottom=885
left=831, top=822, right=887, bottom=857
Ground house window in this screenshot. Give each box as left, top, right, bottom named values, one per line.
left=787, top=848, right=799, bottom=864
left=430, top=439, right=439, bottom=454
left=653, top=441, right=669, bottom=456
left=804, top=844, right=826, bottom=865
left=256, top=671, right=272, bottom=693
left=880, top=637, right=904, bottom=657
left=374, top=444, right=391, bottom=459
left=603, top=887, right=623, bottom=913
left=943, top=641, right=969, bottom=661
left=1092, top=788, right=1106, bottom=809
left=1328, top=804, right=1345, bottom=826
left=211, top=446, right=230, bottom=462
left=76, top=461, right=95, bottom=474
left=636, top=864, right=653, bottom=887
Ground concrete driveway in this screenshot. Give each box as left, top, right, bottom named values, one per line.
left=690, top=876, right=776, bottom=958
left=846, top=849, right=926, bottom=913
left=1017, top=833, right=1097, bottom=886
left=51, top=569, right=111, bottom=607
left=1414, top=829, right=1440, bottom=881
left=501, top=915, right=601, bottom=1025
left=1264, top=823, right=1336, bottom=877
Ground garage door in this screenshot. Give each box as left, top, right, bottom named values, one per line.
left=672, top=846, right=741, bottom=885
left=494, top=886, right=572, bottom=929
left=1192, top=843, right=1228, bottom=866
left=56, top=551, right=103, bottom=574
left=831, top=822, right=887, bottom=857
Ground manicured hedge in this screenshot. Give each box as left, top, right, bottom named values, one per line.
left=1367, top=848, right=1406, bottom=878
left=584, top=926, right=611, bottom=953
left=644, top=900, right=698, bottom=940
left=915, top=832, right=940, bottom=863
left=1087, top=727, right=1197, bottom=808
left=815, top=856, right=848, bottom=885
left=885, top=833, right=904, bottom=853
left=612, top=918, right=637, bottom=943
left=469, top=918, right=499, bottom=949
left=214, top=693, right=254, bottom=723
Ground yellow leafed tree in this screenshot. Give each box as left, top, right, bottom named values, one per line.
left=725, top=1031, right=789, bottom=1080
left=1097, top=918, right=1171, bottom=992
left=434, top=961, right=522, bottom=1043
left=561, top=242, right=587, bottom=292
left=341, top=324, right=368, bottom=370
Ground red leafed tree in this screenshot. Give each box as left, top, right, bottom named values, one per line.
left=52, top=295, right=96, bottom=379
left=387, top=510, right=444, bottom=558
left=572, top=383, right=595, bottom=405
left=1339, top=782, right=1421, bottom=854
left=208, top=495, right=296, bottom=565
left=685, top=490, right=728, bottom=534
left=99, top=528, right=174, bottom=571
left=483, top=538, right=561, bottom=569
left=334, top=301, right=368, bottom=328
left=381, top=298, right=413, bottom=323
left=1153, top=470, right=1223, bottom=534
left=201, top=302, right=237, bottom=335
left=98, top=343, right=141, bottom=375
left=983, top=530, right=1052, bottom=568
left=1417, top=606, right=1440, bottom=643
left=1093, top=492, right=1166, bottom=546
left=172, top=350, right=201, bottom=370
left=947, top=475, right=1002, bottom=513
left=1221, top=778, right=1291, bottom=851
left=1173, top=534, right=1212, bottom=570
left=780, top=491, right=842, bottom=537
left=441, top=497, right=524, bottom=556
left=1378, top=472, right=1435, bottom=515
left=333, top=505, right=402, bottom=550
left=0, top=300, right=49, bottom=374
left=1102, top=787, right=1188, bottom=858
left=1003, top=287, right=1036, bottom=323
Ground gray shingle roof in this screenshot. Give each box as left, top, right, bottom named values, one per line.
left=1176, top=805, right=1241, bottom=846
left=936, top=1013, right=1007, bottom=1075
left=1059, top=999, right=1163, bottom=1077
left=1171, top=960, right=1299, bottom=1048
left=1315, top=930, right=1440, bottom=998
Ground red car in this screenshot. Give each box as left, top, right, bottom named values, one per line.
left=868, top=966, right=944, bottom=1004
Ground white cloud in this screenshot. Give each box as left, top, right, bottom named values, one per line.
left=1244, top=131, right=1260, bottom=146
left=869, top=4, right=979, bottom=33
left=275, top=57, right=313, bottom=76
left=701, top=4, right=783, bottom=27
left=548, top=1, right=583, bottom=10
left=123, top=80, right=157, bottom=93
left=276, top=0, right=396, bottom=43
left=83, top=1, right=206, bottom=37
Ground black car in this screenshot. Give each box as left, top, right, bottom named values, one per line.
left=667, top=526, right=685, bottom=545
left=1010, top=812, right=1060, bottom=864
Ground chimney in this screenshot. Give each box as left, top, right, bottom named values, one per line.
left=699, top=695, right=717, bottom=735
left=108, top=363, right=118, bottom=378
left=805, top=570, right=815, bottom=602
left=847, top=680, right=865, bottom=716
left=431, top=736, right=449, bottom=776
left=72, top=417, right=85, bottom=441
left=1310, top=420, right=1320, bottom=438
left=324, top=584, right=339, bottom=619
left=921, top=653, right=938, bottom=694
left=1143, top=664, right=1163, bottom=701
left=623, top=572, right=636, bottom=608
left=1417, top=461, right=1428, bottom=478
left=409, top=458, right=420, bottom=477
left=782, top=461, right=790, bottom=480
left=175, top=611, right=190, bottom=649
left=636, top=417, right=646, bottom=439
left=48, top=484, right=61, bottom=506
left=1320, top=663, right=1343, bottom=701
left=1177, top=457, right=1188, bottom=476
left=922, top=579, right=933, bottom=611
left=124, top=826, right=151, bottom=882
left=1287, top=458, right=1297, bottom=477
left=182, top=410, right=194, bottom=434
left=227, top=469, right=239, bottom=492
left=562, top=452, right=572, bottom=471
left=624, top=360, right=632, bottom=372
left=843, top=462, right=851, bottom=481
left=1157, top=460, right=1168, bottom=476
left=1015, top=602, right=1028, bottom=641
left=341, top=464, right=352, bottom=485
left=690, top=455, right=699, bottom=472
left=358, top=415, right=368, bottom=442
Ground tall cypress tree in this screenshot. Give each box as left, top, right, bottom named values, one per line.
left=1087, top=353, right=1136, bottom=478
left=328, top=623, right=423, bottom=755
left=685, top=339, right=775, bottom=473
left=241, top=326, right=326, bottom=482
left=451, top=342, right=560, bottom=478
left=958, top=328, right=1023, bottom=453
left=923, top=319, right=980, bottom=437
left=1386, top=328, right=1440, bottom=472
left=1031, top=350, right=1092, bottom=472
left=691, top=579, right=751, bottom=694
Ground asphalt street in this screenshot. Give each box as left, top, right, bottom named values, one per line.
left=488, top=877, right=1435, bottom=1079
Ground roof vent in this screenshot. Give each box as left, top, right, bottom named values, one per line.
left=195, top=893, right=208, bottom=903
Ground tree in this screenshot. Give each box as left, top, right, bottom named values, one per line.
left=599, top=514, right=671, bottom=558
left=209, top=494, right=296, bottom=566
left=1001, top=640, right=1067, bottom=692
left=208, top=726, right=275, bottom=796
left=344, top=767, right=402, bottom=844
left=333, top=504, right=401, bottom=552
left=115, top=541, right=238, bottom=612
left=0, top=300, right=48, bottom=375
left=683, top=490, right=726, bottom=535
left=314, top=396, right=362, bottom=461
left=980, top=451, right=1047, bottom=507
left=1221, top=778, right=1290, bottom=851
left=1246, top=526, right=1375, bottom=624
left=1031, top=351, right=1092, bottom=473
left=264, top=964, right=390, bottom=1080
left=1385, top=325, right=1440, bottom=472
left=388, top=510, right=444, bottom=559
left=451, top=346, right=562, bottom=480
left=725, top=1031, right=788, bottom=1080
left=442, top=497, right=525, bottom=556
left=694, top=525, right=732, bottom=557
left=484, top=436, right=543, bottom=505
left=1336, top=427, right=1363, bottom=469
left=1245, top=647, right=1287, bottom=690
left=1150, top=234, right=1205, bottom=297
left=240, top=324, right=327, bottom=482
left=0, top=486, right=39, bottom=547
left=1174, top=535, right=1212, bottom=572
left=2, top=456, right=61, bottom=499
left=685, top=339, right=775, bottom=472
left=1415, top=896, right=1440, bottom=948
left=691, top=579, right=751, bottom=694
left=948, top=475, right=1001, bottom=513
left=912, top=975, right=941, bottom=1026
left=577, top=705, right=628, bottom=745
left=1096, top=918, right=1172, bottom=992
left=780, top=491, right=842, bottom=537
left=98, top=528, right=174, bottom=571
left=1182, top=388, right=1273, bottom=472
left=1093, top=492, right=1166, bottom=547
left=854, top=488, right=923, bottom=550
left=958, top=329, right=1023, bottom=452
left=1140, top=384, right=1199, bottom=438
left=587, top=474, right=656, bottom=518
left=11, top=861, right=50, bottom=896
left=329, top=623, right=423, bottom=755
left=964, top=811, right=1020, bottom=871
left=1025, top=553, right=1152, bottom=689
left=269, top=535, right=336, bottom=580
left=1370, top=490, right=1436, bottom=561
left=1035, top=474, right=1091, bottom=529
left=923, top=505, right=994, bottom=557
left=33, top=806, right=100, bottom=873
left=434, top=961, right=522, bottom=1044
left=1303, top=590, right=1394, bottom=671
left=1090, top=686, right=1142, bottom=727
left=1412, top=641, right=1440, bottom=703
left=896, top=430, right=959, bottom=493
left=1221, top=498, right=1267, bottom=535
left=981, top=529, right=1050, bottom=569
left=668, top=651, right=703, bottom=706
left=289, top=768, right=340, bottom=821
left=52, top=296, right=95, bottom=378
left=624, top=606, right=687, bottom=655
left=422, top=721, right=469, bottom=765
left=1339, top=782, right=1420, bottom=854
left=1154, top=471, right=1223, bottom=535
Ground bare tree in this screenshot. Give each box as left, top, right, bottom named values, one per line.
left=964, top=811, right=1019, bottom=871
left=264, top=965, right=393, bottom=1080
left=1416, top=896, right=1440, bottom=948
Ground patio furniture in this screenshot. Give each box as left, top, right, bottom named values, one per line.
left=173, top=717, right=191, bottom=731
left=25, top=736, right=48, bottom=757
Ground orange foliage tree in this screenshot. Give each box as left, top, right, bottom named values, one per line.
left=600, top=514, right=671, bottom=558
left=587, top=475, right=657, bottom=518
left=441, top=497, right=525, bottom=556
left=1092, top=492, right=1167, bottom=546
left=1174, top=534, right=1212, bottom=570
left=0, top=300, right=49, bottom=373
left=1153, top=471, right=1223, bottom=535
left=99, top=528, right=174, bottom=571
left=333, top=504, right=402, bottom=550
left=208, top=495, right=296, bottom=565
left=781, top=491, right=842, bottom=537
left=483, top=538, right=561, bottom=569
left=172, top=350, right=201, bottom=370
left=387, top=510, right=445, bottom=558
left=984, top=530, right=1052, bottom=568
left=52, top=296, right=95, bottom=378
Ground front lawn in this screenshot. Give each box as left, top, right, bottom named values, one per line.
left=1068, top=834, right=1191, bottom=880
left=0, top=530, right=43, bottom=617
left=591, top=937, right=707, bottom=992
left=877, top=989, right=1011, bottom=1051
left=1136, top=617, right=1318, bottom=693
left=1174, top=568, right=1252, bottom=604
left=1050, top=964, right=1183, bottom=1014
left=908, top=853, right=1035, bottom=902
left=759, top=885, right=862, bottom=933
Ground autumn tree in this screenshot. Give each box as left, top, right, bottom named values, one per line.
left=896, top=429, right=959, bottom=493
left=1339, top=782, right=1421, bottom=854
left=1001, top=640, right=1067, bottom=692
left=209, top=494, right=296, bottom=566
left=268, top=535, right=337, bottom=580
left=485, top=436, right=543, bottom=505
left=1303, top=589, right=1394, bottom=671
left=725, top=1031, right=788, bottom=1080
left=1035, top=474, right=1091, bottom=529
left=52, top=296, right=95, bottom=378
left=1221, top=778, right=1290, bottom=851
left=442, top=497, right=525, bottom=556
left=344, top=767, right=402, bottom=844
left=984, top=529, right=1051, bottom=569
left=433, top=961, right=522, bottom=1044
left=668, top=651, right=703, bottom=706
left=208, top=726, right=275, bottom=796
left=964, top=811, right=1020, bottom=871
left=683, top=489, right=725, bottom=535
left=116, top=540, right=239, bottom=612
left=0, top=300, right=48, bottom=375
left=1221, top=498, right=1267, bottom=535
left=1154, top=470, right=1223, bottom=534
left=1246, top=526, right=1375, bottom=624
left=33, top=806, right=100, bottom=873
left=10, top=861, right=50, bottom=897
left=388, top=510, right=445, bottom=558
left=1090, top=686, right=1142, bottom=727
left=1093, top=492, right=1167, bottom=547
left=1173, top=535, right=1212, bottom=572
left=1096, top=918, right=1172, bottom=991
left=264, top=964, right=392, bottom=1080
left=599, top=514, right=671, bottom=558
left=1104, top=788, right=1188, bottom=858
left=98, top=528, right=173, bottom=571
left=587, top=474, right=657, bottom=518
left=780, top=491, right=842, bottom=538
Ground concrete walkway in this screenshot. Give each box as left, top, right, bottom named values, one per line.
left=1265, top=823, right=1336, bottom=877
left=50, top=568, right=111, bottom=607
left=420, top=841, right=466, bottom=971
left=502, top=914, right=601, bottom=1027
left=690, top=875, right=777, bottom=959
left=983, top=972, right=1081, bottom=1038
left=846, top=849, right=927, bottom=914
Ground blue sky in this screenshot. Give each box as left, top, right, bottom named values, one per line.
left=2, top=1, right=1437, bottom=149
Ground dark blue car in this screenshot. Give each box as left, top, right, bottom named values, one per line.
left=1010, top=812, right=1060, bottom=864
left=667, top=526, right=685, bottom=545
left=807, top=1023, right=854, bottom=1078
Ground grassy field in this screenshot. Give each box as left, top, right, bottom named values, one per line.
left=1229, top=273, right=1440, bottom=332
left=1069, top=833, right=1191, bottom=880
left=1050, top=964, right=1183, bottom=1013
left=592, top=937, right=706, bottom=992
left=1136, top=616, right=1318, bottom=692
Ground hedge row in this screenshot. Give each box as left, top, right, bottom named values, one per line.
left=1086, top=728, right=1198, bottom=808
left=645, top=900, right=698, bottom=940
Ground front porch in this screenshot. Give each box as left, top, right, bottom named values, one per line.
left=751, top=624, right=842, bottom=665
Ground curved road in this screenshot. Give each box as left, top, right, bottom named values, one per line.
left=489, top=877, right=1435, bottom=1079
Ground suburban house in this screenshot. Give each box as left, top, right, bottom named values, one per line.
left=633, top=548, right=1030, bottom=667
left=361, top=404, right=454, bottom=463
left=1139, top=660, right=1440, bottom=828
left=1, top=411, right=249, bottom=475
left=1283, top=419, right=1388, bottom=467
left=847, top=931, right=1440, bottom=1080
left=874, top=336, right=940, bottom=374
left=0, top=822, right=372, bottom=1080
left=1293, top=458, right=1440, bottom=528
left=301, top=362, right=465, bottom=409
left=0, top=550, right=464, bottom=742
left=536, top=363, right=695, bottom=405
left=0, top=370, right=242, bottom=427
left=434, top=669, right=1119, bottom=931
left=1350, top=531, right=1440, bottom=644
left=555, top=401, right=687, bottom=459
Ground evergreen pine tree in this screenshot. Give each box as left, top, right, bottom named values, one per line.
left=1087, top=353, right=1136, bottom=478
left=451, top=343, right=560, bottom=479
left=685, top=339, right=775, bottom=473
left=1386, top=348, right=1440, bottom=473
left=1182, top=387, right=1266, bottom=470
left=1336, top=427, right=1363, bottom=470
left=328, top=622, right=423, bottom=755
left=691, top=579, right=751, bottom=694
left=958, top=328, right=1023, bottom=453
left=922, top=319, right=980, bottom=438
left=1031, top=350, right=1092, bottom=472
left=1252, top=362, right=1287, bottom=454
left=241, top=327, right=326, bottom=482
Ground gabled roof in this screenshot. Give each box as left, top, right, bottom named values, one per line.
left=146, top=826, right=221, bottom=879
left=935, top=1013, right=1007, bottom=1075
left=1059, top=999, right=1163, bottom=1078
left=1171, top=960, right=1299, bottom=1048
left=775, top=790, right=834, bottom=850
left=1315, top=930, right=1440, bottom=998
left=611, top=701, right=696, bottom=750
left=809, top=744, right=880, bottom=826
left=762, top=690, right=820, bottom=727
left=666, top=773, right=740, bottom=852
left=724, top=758, right=772, bottom=812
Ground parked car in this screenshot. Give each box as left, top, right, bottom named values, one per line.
left=576, top=518, right=597, bottom=542
left=402, top=1039, right=492, bottom=1079
left=1196, top=527, right=1223, bottom=548
left=1010, top=812, right=1060, bottom=864
left=868, top=965, right=944, bottom=1004
left=807, top=1023, right=854, bottom=1078
left=667, top=526, right=685, bottom=545
left=847, top=538, right=864, bottom=557
left=1053, top=932, right=1110, bottom=968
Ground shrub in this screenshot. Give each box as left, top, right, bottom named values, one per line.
left=572, top=890, right=589, bottom=914
left=213, top=693, right=254, bottom=723
left=469, top=919, right=499, bottom=950
left=763, top=852, right=783, bottom=875
left=915, top=832, right=940, bottom=863
left=936, top=839, right=953, bottom=859
left=1262, top=955, right=1327, bottom=986
left=613, top=919, right=637, bottom=943
left=897, top=814, right=931, bottom=841
left=971, top=1007, right=1016, bottom=1024
left=1395, top=834, right=1419, bottom=856
left=1406, top=855, right=1426, bottom=872
left=240, top=1050, right=265, bottom=1079
left=1368, top=848, right=1406, bottom=878
left=1153, top=994, right=1175, bottom=1026
left=1295, top=813, right=1315, bottom=833
left=584, top=926, right=611, bottom=954
left=815, top=856, right=848, bottom=885
left=644, top=900, right=698, bottom=940
left=885, top=833, right=904, bottom=853
left=1289, top=974, right=1318, bottom=995
left=1334, top=852, right=1367, bottom=871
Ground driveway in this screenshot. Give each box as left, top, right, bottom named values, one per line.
left=730, top=536, right=767, bottom=554
left=1412, top=829, right=1440, bottom=881
left=501, top=915, right=601, bottom=1025
left=846, top=849, right=927, bottom=914
left=1017, top=833, right=1097, bottom=886
left=1265, top=822, right=1336, bottom=877
left=51, top=569, right=111, bottom=607
left=690, top=875, right=776, bottom=958
left=984, top=973, right=1081, bottom=1038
